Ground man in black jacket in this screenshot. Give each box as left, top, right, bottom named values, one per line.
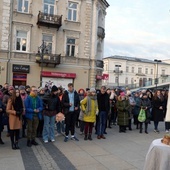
left=97, top=86, right=110, bottom=139
left=62, top=83, right=80, bottom=142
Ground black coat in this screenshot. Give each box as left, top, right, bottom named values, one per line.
left=0, top=100, right=4, bottom=132
left=97, top=92, right=110, bottom=114
left=152, top=97, right=165, bottom=122
left=62, top=90, right=80, bottom=115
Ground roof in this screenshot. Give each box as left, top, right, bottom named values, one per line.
left=104, top=55, right=170, bottom=65
left=101, top=0, right=110, bottom=7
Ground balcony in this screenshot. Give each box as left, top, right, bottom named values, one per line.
left=37, top=11, right=62, bottom=30
left=36, top=54, right=61, bottom=67
left=96, top=60, right=104, bottom=68
left=97, top=26, right=105, bottom=39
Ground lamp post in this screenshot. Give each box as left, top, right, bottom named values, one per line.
left=154, top=59, right=162, bottom=89
left=115, top=65, right=121, bottom=87
left=36, top=40, right=49, bottom=86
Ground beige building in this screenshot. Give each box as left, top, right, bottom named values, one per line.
left=103, top=56, right=170, bottom=88
left=0, top=0, right=109, bottom=90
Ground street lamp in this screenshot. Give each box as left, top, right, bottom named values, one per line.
left=36, top=40, right=50, bottom=86
left=115, top=65, right=121, bottom=87
left=154, top=59, right=162, bottom=89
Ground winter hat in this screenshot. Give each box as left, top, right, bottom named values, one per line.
left=120, top=92, right=125, bottom=97
left=51, top=85, right=58, bottom=92
left=126, top=90, right=131, bottom=96
left=19, top=85, right=25, bottom=91
left=90, top=87, right=96, bottom=93
left=8, top=85, right=14, bottom=91
left=38, top=87, right=45, bottom=92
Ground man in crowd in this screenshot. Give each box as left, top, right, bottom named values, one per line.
left=25, top=86, right=43, bottom=147
left=97, top=86, right=110, bottom=139
left=62, top=83, right=80, bottom=142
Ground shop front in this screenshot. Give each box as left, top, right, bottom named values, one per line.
left=41, top=71, right=76, bottom=90
left=12, top=64, right=30, bottom=88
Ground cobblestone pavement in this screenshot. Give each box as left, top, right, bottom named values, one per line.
left=0, top=122, right=166, bottom=170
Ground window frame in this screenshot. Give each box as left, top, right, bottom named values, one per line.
left=42, top=34, right=53, bottom=54
left=138, top=67, right=142, bottom=74
left=66, top=38, right=76, bottom=57
left=15, top=30, right=27, bottom=52
left=17, top=0, right=29, bottom=13
left=68, top=1, right=78, bottom=22
left=43, top=0, right=55, bottom=15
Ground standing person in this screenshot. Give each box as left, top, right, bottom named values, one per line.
left=25, top=86, right=43, bottom=147
left=6, top=89, right=23, bottom=149
left=152, top=90, right=164, bottom=133
left=81, top=88, right=98, bottom=140
left=19, top=85, right=28, bottom=138
left=97, top=86, right=110, bottom=139
left=78, top=88, right=86, bottom=135
left=2, top=85, right=15, bottom=137
left=116, top=92, right=130, bottom=133
left=133, top=92, right=141, bottom=129
left=62, top=83, right=80, bottom=142
left=37, top=87, right=46, bottom=137
left=139, top=93, right=151, bottom=134
left=42, top=85, right=61, bottom=143
left=0, top=99, right=4, bottom=144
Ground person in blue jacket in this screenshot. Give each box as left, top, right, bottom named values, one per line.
left=25, top=86, right=43, bottom=147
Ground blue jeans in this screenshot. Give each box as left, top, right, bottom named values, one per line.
left=97, top=111, right=107, bottom=136
left=56, top=121, right=65, bottom=133
left=43, top=115, right=55, bottom=141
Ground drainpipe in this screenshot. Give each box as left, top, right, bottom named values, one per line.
left=6, top=0, right=13, bottom=84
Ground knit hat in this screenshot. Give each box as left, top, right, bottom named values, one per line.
left=51, top=85, right=58, bottom=92
left=8, top=85, right=14, bottom=91
left=90, top=87, right=96, bottom=92
left=38, top=87, right=45, bottom=92
left=126, top=90, right=131, bottom=96
left=86, top=88, right=90, bottom=92
left=120, top=92, right=125, bottom=97
left=19, top=85, right=25, bottom=91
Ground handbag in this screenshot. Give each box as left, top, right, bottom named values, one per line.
left=138, top=109, right=146, bottom=122
left=78, top=110, right=84, bottom=121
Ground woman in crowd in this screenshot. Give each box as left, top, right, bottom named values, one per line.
left=152, top=90, right=165, bottom=133
left=139, top=93, right=151, bottom=134
left=0, top=98, right=4, bottom=144
left=81, top=88, right=98, bottom=140
left=116, top=92, right=130, bottom=133
left=6, top=89, right=23, bottom=149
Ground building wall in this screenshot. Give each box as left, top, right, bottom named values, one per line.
left=0, top=0, right=109, bottom=89
left=103, top=57, right=170, bottom=88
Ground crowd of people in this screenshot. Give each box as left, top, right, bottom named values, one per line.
left=0, top=82, right=169, bottom=150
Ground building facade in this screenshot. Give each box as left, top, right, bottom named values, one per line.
left=103, top=56, right=170, bottom=88
left=0, top=0, right=109, bottom=89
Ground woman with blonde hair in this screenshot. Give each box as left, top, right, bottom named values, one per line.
left=81, top=87, right=98, bottom=140
left=6, top=89, right=23, bottom=149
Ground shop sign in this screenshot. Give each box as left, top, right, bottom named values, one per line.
left=13, top=64, right=30, bottom=73
left=41, top=71, right=76, bottom=79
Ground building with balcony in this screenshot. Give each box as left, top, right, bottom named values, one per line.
left=0, top=0, right=109, bottom=89
left=103, top=55, right=170, bottom=89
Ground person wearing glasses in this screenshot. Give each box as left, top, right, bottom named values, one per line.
left=25, top=86, right=43, bottom=147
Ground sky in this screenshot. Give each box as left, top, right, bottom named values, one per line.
left=104, top=0, right=170, bottom=60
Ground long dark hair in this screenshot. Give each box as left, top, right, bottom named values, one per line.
left=153, top=90, right=163, bottom=101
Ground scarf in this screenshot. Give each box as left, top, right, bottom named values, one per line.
left=30, top=93, right=37, bottom=109
left=13, top=96, right=23, bottom=120
left=85, top=95, right=98, bottom=116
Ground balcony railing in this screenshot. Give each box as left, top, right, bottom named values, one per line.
left=36, top=54, right=61, bottom=67
left=37, top=11, right=62, bottom=30
left=97, top=26, right=105, bottom=39
left=96, top=60, right=104, bottom=68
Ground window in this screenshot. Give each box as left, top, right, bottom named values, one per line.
left=132, top=67, right=134, bottom=73
left=42, top=34, right=53, bottom=53
left=126, top=66, right=129, bottom=73
left=43, top=0, right=55, bottom=15
left=125, top=77, right=128, bottom=84
left=18, top=0, right=29, bottom=13
left=115, top=77, right=118, bottom=84
left=145, top=68, right=148, bottom=74
left=131, top=78, right=134, bottom=84
left=16, top=31, right=27, bottom=51
left=66, top=38, right=76, bottom=56
left=68, top=2, right=78, bottom=21
left=138, top=67, right=142, bottom=74
left=162, top=69, right=165, bottom=75
left=151, top=69, right=153, bottom=74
